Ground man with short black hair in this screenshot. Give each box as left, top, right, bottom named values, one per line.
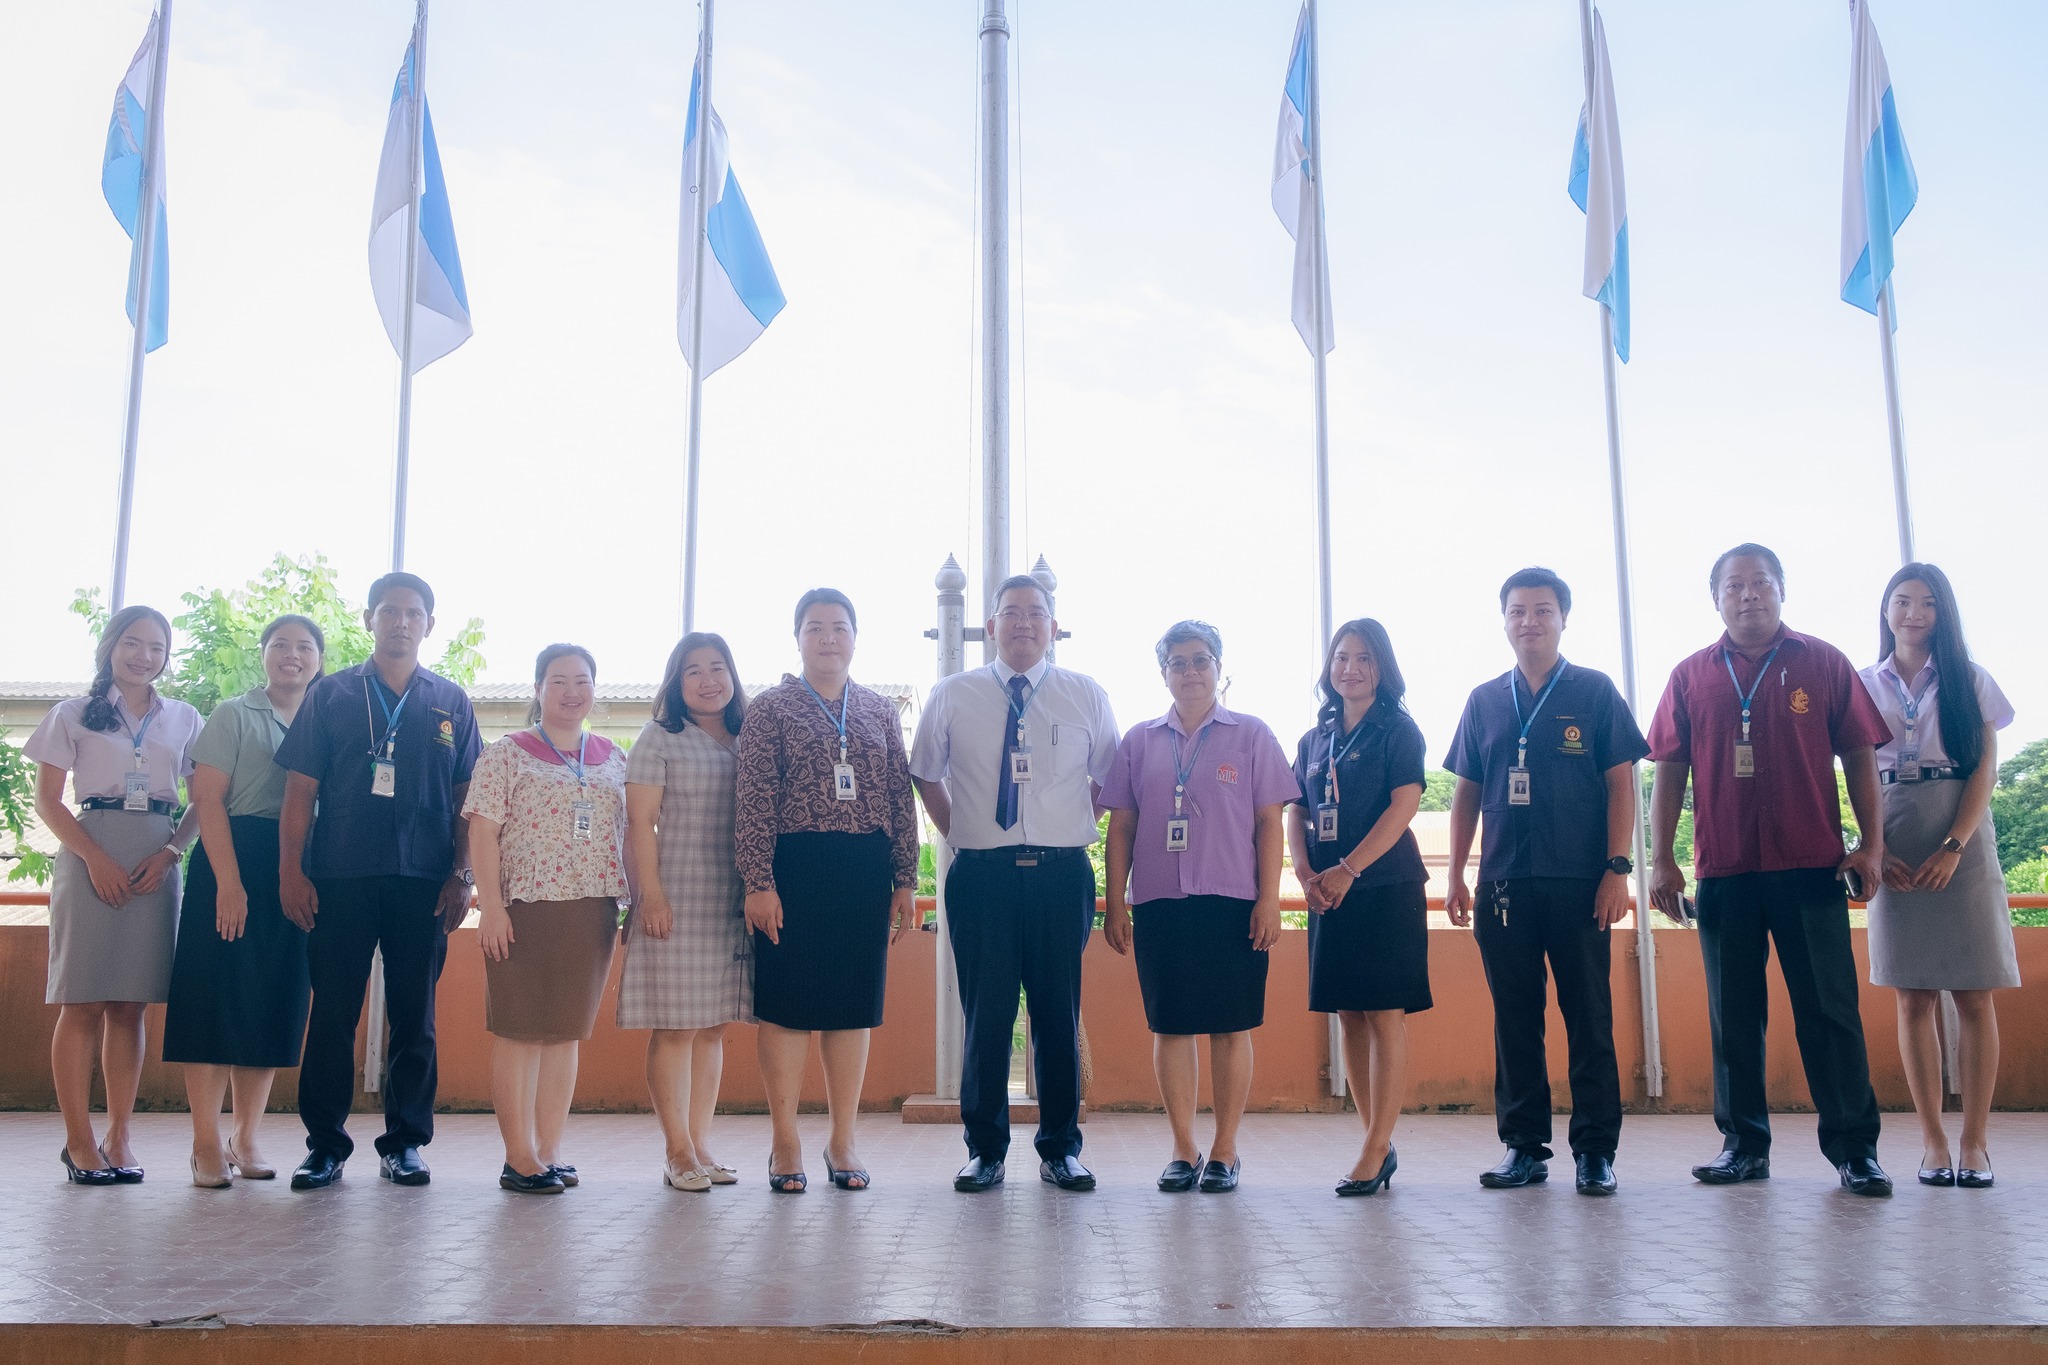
left=1445, top=567, right=1646, bottom=1195
left=277, top=573, right=481, bottom=1191
left=1647, top=545, right=1894, bottom=1195
left=910, top=575, right=1119, bottom=1192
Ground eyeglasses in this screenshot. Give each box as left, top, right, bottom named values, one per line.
left=1165, top=654, right=1217, bottom=675
left=996, top=609, right=1050, bottom=623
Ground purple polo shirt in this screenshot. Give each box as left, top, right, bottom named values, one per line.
left=1099, top=704, right=1301, bottom=906
left=1646, top=626, right=1891, bottom=880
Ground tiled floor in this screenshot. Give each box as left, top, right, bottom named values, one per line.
left=1, top=1110, right=2041, bottom=1329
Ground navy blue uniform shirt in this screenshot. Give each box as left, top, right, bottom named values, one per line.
left=1290, top=700, right=1429, bottom=887
left=1443, top=661, right=1647, bottom=882
left=276, top=660, right=482, bottom=883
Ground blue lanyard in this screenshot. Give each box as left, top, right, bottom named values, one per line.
left=1323, top=716, right=1370, bottom=803
left=534, top=726, right=590, bottom=786
left=1881, top=663, right=1929, bottom=736
left=1509, top=659, right=1568, bottom=766
left=117, top=699, right=158, bottom=769
left=1170, top=718, right=1214, bottom=816
left=994, top=665, right=1041, bottom=740
left=800, top=675, right=851, bottom=759
left=365, top=674, right=412, bottom=759
left=1721, top=642, right=1783, bottom=743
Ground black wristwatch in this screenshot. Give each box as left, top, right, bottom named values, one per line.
left=1605, top=855, right=1633, bottom=877
left=1940, top=836, right=1964, bottom=855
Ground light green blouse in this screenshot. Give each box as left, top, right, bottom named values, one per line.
left=189, top=688, right=294, bottom=819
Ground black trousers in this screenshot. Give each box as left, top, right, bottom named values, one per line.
left=300, top=875, right=449, bottom=1161
left=1473, top=877, right=1622, bottom=1160
left=1696, top=867, right=1881, bottom=1165
left=945, top=850, right=1095, bottom=1163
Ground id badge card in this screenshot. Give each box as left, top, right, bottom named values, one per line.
left=1009, top=749, right=1034, bottom=783
left=1733, top=743, right=1755, bottom=778
left=1507, top=767, right=1532, bottom=806
left=123, top=768, right=151, bottom=812
left=1895, top=750, right=1920, bottom=781
left=833, top=763, right=859, bottom=801
left=571, top=800, right=595, bottom=841
left=1165, top=817, right=1190, bottom=852
left=1315, top=804, right=1340, bottom=842
left=371, top=758, right=398, bottom=798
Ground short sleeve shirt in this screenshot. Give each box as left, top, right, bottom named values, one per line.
left=1858, top=657, right=2015, bottom=773
left=1443, top=662, right=1648, bottom=881
left=189, top=689, right=293, bottom=818
left=25, top=691, right=201, bottom=803
left=1290, top=701, right=1429, bottom=886
left=1646, top=627, right=1891, bottom=879
left=462, top=731, right=628, bottom=905
left=1099, top=704, right=1301, bottom=904
left=274, top=661, right=482, bottom=882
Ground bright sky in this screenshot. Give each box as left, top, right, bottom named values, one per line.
left=3, top=0, right=2043, bottom=765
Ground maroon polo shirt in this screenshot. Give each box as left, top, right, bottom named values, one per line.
left=1646, top=626, right=1890, bottom=880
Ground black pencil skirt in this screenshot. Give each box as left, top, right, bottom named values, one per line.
left=1132, top=894, right=1270, bottom=1035
left=162, top=815, right=312, bottom=1067
left=1306, top=878, right=1432, bottom=1014
left=751, top=830, right=893, bottom=1032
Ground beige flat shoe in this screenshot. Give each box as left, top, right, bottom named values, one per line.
left=706, top=1163, right=739, bottom=1185
left=190, top=1155, right=233, bottom=1189
left=226, top=1145, right=276, bottom=1180
left=663, top=1162, right=712, bottom=1193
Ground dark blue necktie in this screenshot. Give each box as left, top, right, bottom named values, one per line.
left=996, top=674, right=1029, bottom=830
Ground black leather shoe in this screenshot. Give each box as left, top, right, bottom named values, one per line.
left=1692, top=1150, right=1769, bottom=1184
left=1918, top=1165, right=1956, bottom=1187
left=98, top=1145, right=143, bottom=1184
left=1157, top=1154, right=1202, bottom=1193
left=1336, top=1145, right=1397, bottom=1197
left=1838, top=1155, right=1893, bottom=1197
left=1957, top=1166, right=1995, bottom=1189
left=954, top=1156, right=1005, bottom=1192
left=1197, top=1158, right=1241, bottom=1193
left=59, top=1145, right=119, bottom=1187
left=500, top=1164, right=565, bottom=1194
left=1479, top=1148, right=1548, bottom=1189
left=1040, top=1156, right=1096, bottom=1191
left=548, top=1163, right=579, bottom=1188
left=380, top=1147, right=431, bottom=1186
left=1575, top=1152, right=1617, bottom=1196
left=290, top=1151, right=346, bottom=1191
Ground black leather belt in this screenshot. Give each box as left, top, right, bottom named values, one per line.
left=1882, top=766, right=1961, bottom=785
left=79, top=795, right=178, bottom=817
left=954, top=845, right=1086, bottom=866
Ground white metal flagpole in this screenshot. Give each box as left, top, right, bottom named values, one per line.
left=978, top=0, right=1013, bottom=655
left=389, top=0, right=429, bottom=573
left=1876, top=284, right=1914, bottom=563
left=1577, top=0, right=1662, bottom=1100
left=681, top=0, right=717, bottom=633
left=109, top=0, right=174, bottom=612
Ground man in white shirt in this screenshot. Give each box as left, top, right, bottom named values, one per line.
left=911, top=575, right=1120, bottom=1192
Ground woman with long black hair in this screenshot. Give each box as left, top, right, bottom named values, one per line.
left=1859, top=563, right=2018, bottom=1189
left=26, top=605, right=203, bottom=1184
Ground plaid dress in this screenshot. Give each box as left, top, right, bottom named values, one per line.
left=616, top=721, right=754, bottom=1030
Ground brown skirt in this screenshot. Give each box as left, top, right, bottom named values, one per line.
left=484, top=897, right=619, bottom=1042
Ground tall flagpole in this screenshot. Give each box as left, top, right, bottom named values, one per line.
left=978, top=0, right=1013, bottom=654
left=1876, top=285, right=1913, bottom=562
left=1578, top=0, right=1662, bottom=1100
left=390, top=0, right=429, bottom=573
left=681, top=0, right=717, bottom=632
left=109, top=0, right=173, bottom=612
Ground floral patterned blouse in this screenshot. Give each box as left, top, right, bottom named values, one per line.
left=734, top=676, right=919, bottom=894
left=462, top=730, right=630, bottom=906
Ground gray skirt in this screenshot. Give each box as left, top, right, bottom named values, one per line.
left=1867, top=778, right=2019, bottom=991
left=48, top=808, right=180, bottom=1004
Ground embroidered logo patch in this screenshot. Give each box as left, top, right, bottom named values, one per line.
left=1216, top=762, right=1239, bottom=785
left=437, top=718, right=456, bottom=746
left=1788, top=688, right=1811, bottom=715
left=1562, top=725, right=1584, bottom=749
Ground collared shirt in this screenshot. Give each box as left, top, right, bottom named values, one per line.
left=188, top=688, right=296, bottom=819
left=908, top=658, right=1121, bottom=850
left=274, top=660, right=482, bottom=883
left=1290, top=700, right=1429, bottom=887
left=462, top=731, right=629, bottom=905
left=25, top=690, right=200, bottom=803
left=733, top=676, right=919, bottom=894
left=1100, top=703, right=1300, bottom=905
left=1646, top=626, right=1891, bottom=879
left=1858, top=656, right=2014, bottom=773
left=1443, top=662, right=1648, bottom=881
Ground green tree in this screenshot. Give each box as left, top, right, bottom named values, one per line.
left=1993, top=737, right=2048, bottom=876
left=0, top=742, right=49, bottom=884
left=1419, top=769, right=1456, bottom=812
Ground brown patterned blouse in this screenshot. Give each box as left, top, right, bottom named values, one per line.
left=734, top=675, right=919, bottom=894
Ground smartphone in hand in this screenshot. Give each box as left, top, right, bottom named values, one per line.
left=1841, top=867, right=1868, bottom=901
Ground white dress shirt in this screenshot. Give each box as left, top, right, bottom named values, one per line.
left=909, top=658, right=1120, bottom=850
left=1858, top=655, right=2013, bottom=772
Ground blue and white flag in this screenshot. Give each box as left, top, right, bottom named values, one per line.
left=1270, top=4, right=1332, bottom=355
left=1840, top=0, right=1917, bottom=318
left=369, top=33, right=471, bottom=372
left=103, top=10, right=168, bottom=352
left=1568, top=6, right=1630, bottom=363
left=678, top=60, right=785, bottom=377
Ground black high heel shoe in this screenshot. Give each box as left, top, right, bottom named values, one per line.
left=1336, top=1145, right=1398, bottom=1197
left=60, top=1145, right=118, bottom=1187
left=98, top=1144, right=144, bottom=1184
